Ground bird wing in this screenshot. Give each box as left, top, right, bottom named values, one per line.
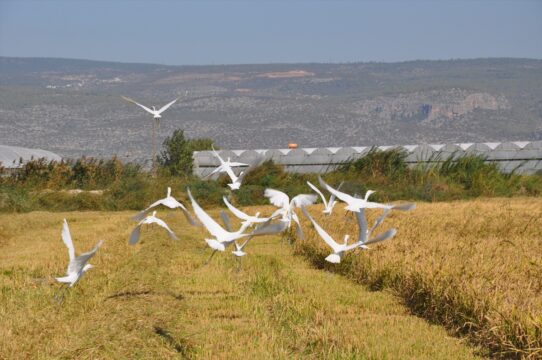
left=328, top=181, right=344, bottom=205
left=122, top=96, right=155, bottom=115
left=369, top=209, right=391, bottom=236
left=207, top=164, right=227, bottom=176
left=179, top=206, right=199, bottom=227
left=61, top=219, right=75, bottom=261
left=223, top=197, right=250, bottom=221
left=264, top=189, right=290, bottom=209
left=365, top=228, right=397, bottom=245
left=211, top=146, right=225, bottom=165
left=129, top=225, right=141, bottom=245
left=220, top=210, right=232, bottom=232
left=223, top=164, right=238, bottom=183
left=157, top=98, right=178, bottom=114
left=151, top=217, right=179, bottom=240
left=306, top=181, right=327, bottom=207
left=68, top=240, right=103, bottom=273
left=131, top=198, right=165, bottom=221
left=392, top=202, right=416, bottom=211
left=187, top=188, right=229, bottom=238
left=291, top=194, right=317, bottom=208
left=228, top=161, right=249, bottom=167
left=319, top=177, right=355, bottom=204
left=292, top=211, right=305, bottom=240
left=301, top=207, right=340, bottom=252
left=356, top=209, right=368, bottom=244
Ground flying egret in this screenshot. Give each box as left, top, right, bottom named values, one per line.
left=222, top=196, right=271, bottom=226
left=121, top=95, right=179, bottom=175
left=307, top=180, right=343, bottom=215
left=355, top=208, right=397, bottom=250
left=129, top=211, right=178, bottom=245
left=187, top=188, right=252, bottom=252
left=56, top=219, right=103, bottom=287
left=301, top=207, right=360, bottom=264
left=209, top=147, right=248, bottom=190
left=264, top=188, right=317, bottom=240
left=318, top=177, right=416, bottom=213
left=132, top=187, right=198, bottom=226
left=121, top=96, right=178, bottom=119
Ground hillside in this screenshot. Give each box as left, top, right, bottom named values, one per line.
left=1, top=57, right=541, bottom=163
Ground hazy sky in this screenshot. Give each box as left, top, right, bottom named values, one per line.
left=0, top=0, right=541, bottom=65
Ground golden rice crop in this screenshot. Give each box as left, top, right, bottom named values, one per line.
left=0, top=208, right=482, bottom=359
left=295, top=197, right=542, bottom=359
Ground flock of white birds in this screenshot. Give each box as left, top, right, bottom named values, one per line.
left=54, top=96, right=415, bottom=290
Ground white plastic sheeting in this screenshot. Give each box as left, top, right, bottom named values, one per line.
left=194, top=141, right=542, bottom=176
left=0, top=145, right=62, bottom=168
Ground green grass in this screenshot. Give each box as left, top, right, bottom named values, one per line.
left=0, top=209, right=482, bottom=359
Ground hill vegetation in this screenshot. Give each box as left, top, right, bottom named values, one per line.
left=1, top=57, right=541, bottom=161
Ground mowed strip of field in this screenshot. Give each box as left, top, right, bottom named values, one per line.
left=0, top=209, right=481, bottom=359
left=296, top=198, right=542, bottom=358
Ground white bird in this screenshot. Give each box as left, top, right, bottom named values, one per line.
left=56, top=219, right=103, bottom=287
left=319, top=177, right=416, bottom=213
left=301, top=207, right=360, bottom=264
left=209, top=147, right=248, bottom=190
left=129, top=211, right=178, bottom=245
left=121, top=96, right=178, bottom=119
left=307, top=180, right=343, bottom=215
left=187, top=188, right=251, bottom=251
left=264, top=188, right=317, bottom=239
left=132, top=187, right=198, bottom=226
left=355, top=208, right=397, bottom=250
left=222, top=196, right=271, bottom=226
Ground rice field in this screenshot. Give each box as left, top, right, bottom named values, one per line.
left=0, top=208, right=483, bottom=359
left=296, top=197, right=542, bottom=359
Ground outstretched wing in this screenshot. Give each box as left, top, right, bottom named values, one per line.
left=68, top=240, right=103, bottom=273
left=220, top=210, right=232, bottom=232
left=369, top=209, right=391, bottom=236
left=318, top=176, right=355, bottom=204
left=211, top=146, right=225, bottom=165
left=223, top=197, right=250, bottom=221
left=301, top=207, right=340, bottom=252
left=392, top=203, right=416, bottom=211
left=356, top=209, right=368, bottom=244
left=61, top=219, right=75, bottom=261
left=187, top=188, right=229, bottom=238
left=157, top=98, right=178, bottom=114
left=291, top=194, right=317, bottom=208
left=122, top=96, right=155, bottom=115
left=129, top=225, right=142, bottom=245
left=292, top=211, right=305, bottom=240
left=152, top=217, right=179, bottom=240
left=264, top=188, right=290, bottom=209
left=306, top=181, right=327, bottom=207
left=328, top=181, right=344, bottom=205
left=365, top=228, right=396, bottom=245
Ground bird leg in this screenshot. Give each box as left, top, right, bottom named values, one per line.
left=52, top=284, right=69, bottom=305
left=203, top=250, right=217, bottom=266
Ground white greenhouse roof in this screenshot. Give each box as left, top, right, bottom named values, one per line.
left=0, top=145, right=62, bottom=169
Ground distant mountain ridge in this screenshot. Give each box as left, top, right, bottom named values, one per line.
left=0, top=57, right=541, bottom=163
